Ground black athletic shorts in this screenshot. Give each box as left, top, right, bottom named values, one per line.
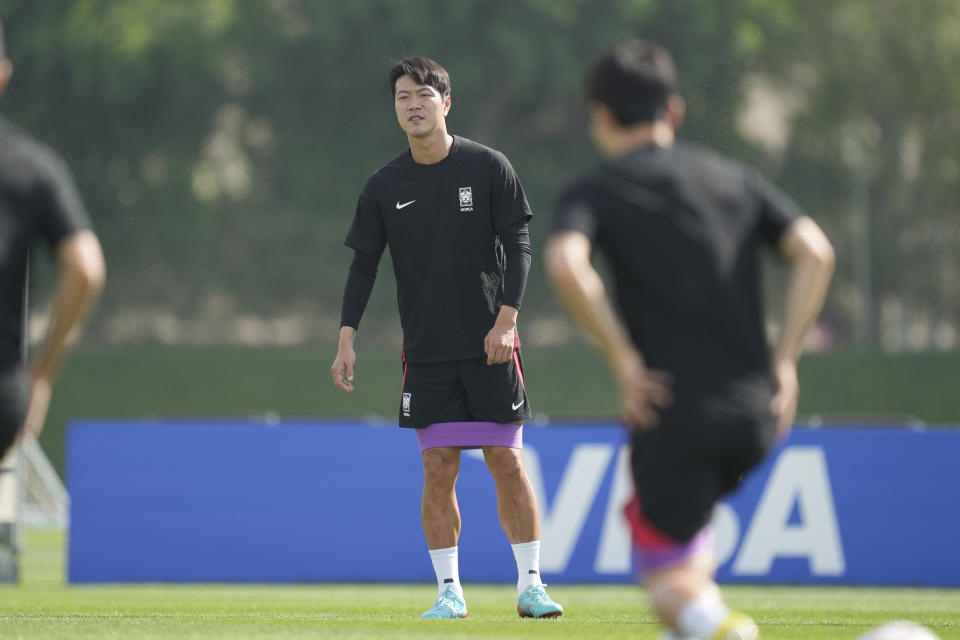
left=0, top=366, right=30, bottom=459
left=399, top=347, right=532, bottom=429
left=630, top=372, right=778, bottom=542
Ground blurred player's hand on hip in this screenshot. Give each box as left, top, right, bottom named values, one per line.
left=615, top=350, right=673, bottom=430
left=771, top=359, right=798, bottom=440
left=331, top=326, right=357, bottom=392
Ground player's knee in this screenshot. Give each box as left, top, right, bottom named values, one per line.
left=421, top=449, right=459, bottom=487
left=483, top=447, right=524, bottom=482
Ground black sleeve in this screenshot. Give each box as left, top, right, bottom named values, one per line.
left=344, top=175, right=387, bottom=256
left=551, top=183, right=600, bottom=241
left=745, top=168, right=804, bottom=248
left=489, top=151, right=533, bottom=232
left=500, top=219, right=532, bottom=310
left=339, top=249, right=382, bottom=330
left=34, top=148, right=92, bottom=249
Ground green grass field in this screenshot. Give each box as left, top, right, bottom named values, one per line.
left=2, top=529, right=958, bottom=639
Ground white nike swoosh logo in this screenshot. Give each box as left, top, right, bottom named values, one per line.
left=512, top=399, right=525, bottom=411
left=395, top=200, right=416, bottom=210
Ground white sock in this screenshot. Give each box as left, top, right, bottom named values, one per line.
left=660, top=632, right=696, bottom=640
left=510, top=540, right=543, bottom=594
left=428, top=546, right=463, bottom=599
left=676, top=590, right=729, bottom=639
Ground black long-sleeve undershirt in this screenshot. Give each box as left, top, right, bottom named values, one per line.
left=500, top=219, right=532, bottom=310
left=339, top=249, right=380, bottom=330
left=339, top=219, right=532, bottom=330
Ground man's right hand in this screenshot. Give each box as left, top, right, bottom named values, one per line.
left=614, top=349, right=673, bottom=430
left=331, top=327, right=357, bottom=392
left=771, top=359, right=799, bottom=440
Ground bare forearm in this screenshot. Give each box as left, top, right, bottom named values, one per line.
left=32, top=232, right=105, bottom=382
left=339, top=325, right=357, bottom=348
left=545, top=237, right=634, bottom=371
left=773, top=258, right=832, bottom=363
left=557, top=271, right=630, bottom=364
left=496, top=304, right=518, bottom=328
left=773, top=218, right=835, bottom=364
left=546, top=233, right=672, bottom=428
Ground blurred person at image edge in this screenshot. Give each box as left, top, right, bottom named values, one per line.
left=0, top=20, right=105, bottom=463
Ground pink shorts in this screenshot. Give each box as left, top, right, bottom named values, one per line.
left=625, top=493, right=714, bottom=576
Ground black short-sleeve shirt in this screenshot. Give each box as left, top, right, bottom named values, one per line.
left=0, top=116, right=92, bottom=368
left=552, top=142, right=801, bottom=386
left=345, top=136, right=532, bottom=363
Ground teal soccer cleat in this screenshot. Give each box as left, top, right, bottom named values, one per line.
left=420, top=585, right=469, bottom=619
left=517, top=584, right=564, bottom=619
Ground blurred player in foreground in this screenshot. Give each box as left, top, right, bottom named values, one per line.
left=331, top=57, right=562, bottom=619
left=0, top=21, right=105, bottom=461
left=545, top=40, right=834, bottom=639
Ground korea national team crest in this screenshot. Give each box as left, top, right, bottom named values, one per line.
left=459, top=186, right=474, bottom=212
left=402, top=392, right=412, bottom=417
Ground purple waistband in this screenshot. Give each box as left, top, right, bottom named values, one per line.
left=415, top=421, right=523, bottom=451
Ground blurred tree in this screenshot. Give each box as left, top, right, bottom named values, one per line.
left=744, top=0, right=960, bottom=348
left=0, top=0, right=956, bottom=349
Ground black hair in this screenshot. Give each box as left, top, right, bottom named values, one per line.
left=388, top=56, right=450, bottom=98
left=587, top=39, right=677, bottom=126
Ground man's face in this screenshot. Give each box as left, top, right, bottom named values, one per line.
left=394, top=74, right=450, bottom=138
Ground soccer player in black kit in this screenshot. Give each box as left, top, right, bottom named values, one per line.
left=546, top=41, right=834, bottom=639
left=331, top=57, right=562, bottom=619
left=0, top=22, right=105, bottom=461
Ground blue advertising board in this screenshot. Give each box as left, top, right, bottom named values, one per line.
left=68, top=420, right=960, bottom=585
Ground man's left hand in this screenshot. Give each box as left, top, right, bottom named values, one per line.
left=484, top=320, right=516, bottom=365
